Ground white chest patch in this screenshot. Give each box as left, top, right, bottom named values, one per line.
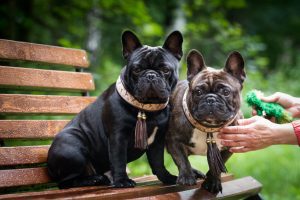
left=188, top=129, right=223, bottom=156
left=147, top=126, right=158, bottom=146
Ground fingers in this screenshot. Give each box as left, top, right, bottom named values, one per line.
left=228, top=147, right=256, bottom=153
left=252, top=108, right=257, bottom=116
left=237, top=117, right=258, bottom=125
left=220, top=117, right=257, bottom=134
left=267, top=116, right=276, bottom=123
left=218, top=116, right=267, bottom=153
left=220, top=140, right=248, bottom=147
left=220, top=125, right=248, bottom=134
left=219, top=137, right=256, bottom=153
left=218, top=132, right=248, bottom=141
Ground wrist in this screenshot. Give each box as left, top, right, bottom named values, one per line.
left=292, top=120, right=300, bottom=146
left=292, top=98, right=300, bottom=117
left=273, top=123, right=297, bottom=145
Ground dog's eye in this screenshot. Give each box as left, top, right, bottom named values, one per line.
left=133, top=68, right=142, bottom=74
left=195, top=89, right=203, bottom=96
left=222, top=88, right=231, bottom=96
left=162, top=67, right=170, bottom=74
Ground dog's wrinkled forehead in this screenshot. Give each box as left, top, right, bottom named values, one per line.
left=128, top=46, right=177, bottom=67
left=190, top=67, right=240, bottom=90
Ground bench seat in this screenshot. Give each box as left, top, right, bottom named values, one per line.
left=0, top=39, right=262, bottom=199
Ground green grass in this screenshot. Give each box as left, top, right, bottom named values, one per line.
left=128, top=145, right=300, bottom=200
left=227, top=146, right=300, bottom=200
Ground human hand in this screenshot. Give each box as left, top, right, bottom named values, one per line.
left=218, top=116, right=296, bottom=153
left=252, top=92, right=300, bottom=118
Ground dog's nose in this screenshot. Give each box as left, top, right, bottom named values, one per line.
left=206, top=96, right=216, bottom=105
left=146, top=73, right=157, bottom=80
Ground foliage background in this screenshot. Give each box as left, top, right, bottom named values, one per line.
left=0, top=0, right=299, bottom=199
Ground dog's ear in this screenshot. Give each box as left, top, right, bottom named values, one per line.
left=187, top=49, right=206, bottom=82
left=163, top=31, right=183, bottom=60
left=122, top=30, right=143, bottom=59
left=224, top=51, right=246, bottom=84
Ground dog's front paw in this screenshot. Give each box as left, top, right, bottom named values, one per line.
left=202, top=176, right=222, bottom=194
left=177, top=173, right=197, bottom=186
left=113, top=178, right=136, bottom=188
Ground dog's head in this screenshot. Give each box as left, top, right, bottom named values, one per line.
left=186, top=50, right=246, bottom=127
left=121, top=30, right=183, bottom=104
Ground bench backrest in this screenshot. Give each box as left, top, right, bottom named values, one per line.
left=0, top=39, right=96, bottom=193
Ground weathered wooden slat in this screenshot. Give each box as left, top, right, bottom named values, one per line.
left=0, top=167, right=50, bottom=188
left=0, top=175, right=158, bottom=199
left=0, top=174, right=236, bottom=199
left=0, top=120, right=68, bottom=139
left=0, top=146, right=50, bottom=166
left=69, top=174, right=234, bottom=200
left=0, top=66, right=95, bottom=91
left=217, top=176, right=262, bottom=199
left=133, top=176, right=262, bottom=200
left=0, top=39, right=89, bottom=67
left=0, top=94, right=96, bottom=114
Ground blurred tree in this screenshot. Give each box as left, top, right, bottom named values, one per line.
left=228, top=0, right=300, bottom=72
left=227, top=0, right=300, bottom=96
left=182, top=0, right=267, bottom=72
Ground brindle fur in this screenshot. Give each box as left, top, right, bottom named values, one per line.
left=166, top=49, right=246, bottom=194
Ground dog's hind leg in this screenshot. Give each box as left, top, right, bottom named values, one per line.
left=48, top=137, right=110, bottom=189
left=49, top=151, right=111, bottom=189
left=58, top=161, right=111, bottom=189
left=58, top=174, right=111, bottom=189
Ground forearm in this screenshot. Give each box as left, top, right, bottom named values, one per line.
left=272, top=123, right=298, bottom=145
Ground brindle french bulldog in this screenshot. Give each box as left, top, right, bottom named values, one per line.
left=47, top=30, right=183, bottom=189
left=166, top=49, right=246, bottom=194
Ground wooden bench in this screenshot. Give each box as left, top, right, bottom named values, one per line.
left=0, top=39, right=263, bottom=199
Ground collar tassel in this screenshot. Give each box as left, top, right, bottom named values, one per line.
left=206, top=132, right=227, bottom=177
left=134, top=111, right=148, bottom=150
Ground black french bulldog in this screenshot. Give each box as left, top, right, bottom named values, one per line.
left=166, top=49, right=246, bottom=194
left=47, top=30, right=183, bottom=189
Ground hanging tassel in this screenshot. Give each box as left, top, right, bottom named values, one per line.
left=206, top=132, right=227, bottom=177
left=134, top=111, right=148, bottom=150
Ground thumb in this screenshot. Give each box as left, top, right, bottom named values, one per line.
left=260, top=93, right=279, bottom=103
left=237, top=116, right=258, bottom=126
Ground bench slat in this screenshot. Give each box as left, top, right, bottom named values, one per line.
left=0, top=175, right=158, bottom=199
left=0, top=66, right=95, bottom=92
left=216, top=176, right=262, bottom=199
left=0, top=174, right=236, bottom=199
left=0, top=94, right=96, bottom=114
left=133, top=176, right=262, bottom=200
left=0, top=145, right=50, bottom=166
left=0, top=120, right=68, bottom=139
left=0, top=39, right=89, bottom=67
left=0, top=167, right=50, bottom=188
left=67, top=174, right=233, bottom=200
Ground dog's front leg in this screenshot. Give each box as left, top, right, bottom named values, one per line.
left=166, top=139, right=198, bottom=186
left=109, top=133, right=136, bottom=188
left=146, top=132, right=177, bottom=184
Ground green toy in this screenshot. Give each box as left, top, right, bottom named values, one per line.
left=246, top=90, right=293, bottom=124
